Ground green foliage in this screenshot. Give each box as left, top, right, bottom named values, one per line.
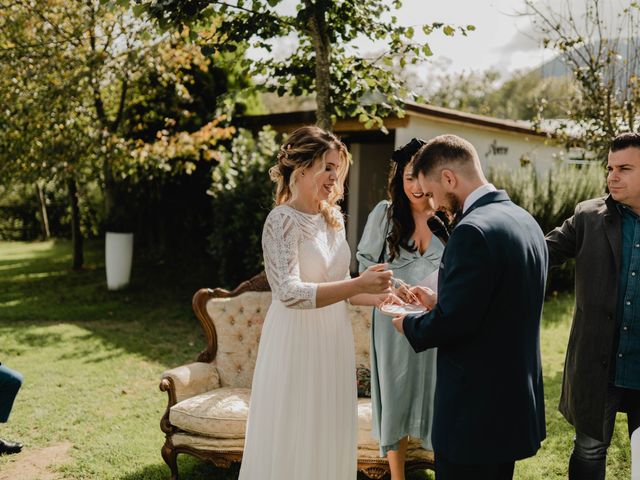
left=139, top=0, right=471, bottom=130
left=489, top=161, right=606, bottom=234
left=206, top=127, right=279, bottom=288
left=0, top=180, right=103, bottom=241
left=0, top=0, right=258, bottom=260
left=488, top=161, right=606, bottom=292
left=425, top=68, right=577, bottom=121
left=0, top=184, right=42, bottom=241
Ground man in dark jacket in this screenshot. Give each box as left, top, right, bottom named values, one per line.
left=392, top=134, right=548, bottom=480
left=546, top=132, right=640, bottom=479
left=0, top=363, right=23, bottom=454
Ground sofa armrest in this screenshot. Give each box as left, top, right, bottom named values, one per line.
left=160, top=362, right=221, bottom=434
left=161, top=362, right=221, bottom=404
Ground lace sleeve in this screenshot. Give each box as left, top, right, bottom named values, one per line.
left=262, top=208, right=318, bottom=309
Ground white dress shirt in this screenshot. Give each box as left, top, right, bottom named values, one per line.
left=462, top=183, right=497, bottom=213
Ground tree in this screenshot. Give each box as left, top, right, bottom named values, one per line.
left=420, top=68, right=577, bottom=121
left=0, top=0, right=255, bottom=267
left=138, top=0, right=472, bottom=131
left=0, top=2, right=99, bottom=267
left=524, top=0, right=640, bottom=156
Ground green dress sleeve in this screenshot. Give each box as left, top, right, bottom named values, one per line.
left=356, top=200, right=390, bottom=273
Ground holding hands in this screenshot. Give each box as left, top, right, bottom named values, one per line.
left=391, top=285, right=437, bottom=335
left=407, top=286, right=437, bottom=310
left=344, top=264, right=400, bottom=309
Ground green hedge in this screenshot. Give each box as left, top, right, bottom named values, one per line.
left=206, top=127, right=279, bottom=289
left=488, top=161, right=606, bottom=292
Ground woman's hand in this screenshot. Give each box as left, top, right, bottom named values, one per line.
left=357, top=264, right=393, bottom=295
left=409, top=286, right=437, bottom=310
left=395, top=283, right=417, bottom=304
left=374, top=292, right=403, bottom=309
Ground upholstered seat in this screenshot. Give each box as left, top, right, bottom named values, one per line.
left=159, top=274, right=434, bottom=480
left=170, top=387, right=250, bottom=438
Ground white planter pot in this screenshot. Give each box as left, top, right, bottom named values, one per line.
left=105, top=232, right=134, bottom=290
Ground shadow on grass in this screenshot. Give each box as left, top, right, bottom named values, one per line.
left=0, top=239, right=224, bottom=368
left=119, top=457, right=434, bottom=480
left=120, top=456, right=239, bottom=480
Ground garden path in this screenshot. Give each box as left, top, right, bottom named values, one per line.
left=0, top=442, right=72, bottom=480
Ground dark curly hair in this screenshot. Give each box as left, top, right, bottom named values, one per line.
left=385, top=138, right=426, bottom=261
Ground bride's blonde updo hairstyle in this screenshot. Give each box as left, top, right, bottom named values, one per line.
left=270, top=125, right=350, bottom=229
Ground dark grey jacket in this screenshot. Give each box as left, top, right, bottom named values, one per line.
left=546, top=195, right=621, bottom=441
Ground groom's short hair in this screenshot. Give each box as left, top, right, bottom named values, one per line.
left=412, top=134, right=479, bottom=179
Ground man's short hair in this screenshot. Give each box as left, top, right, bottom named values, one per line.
left=412, top=134, right=479, bottom=178
left=611, top=132, right=640, bottom=152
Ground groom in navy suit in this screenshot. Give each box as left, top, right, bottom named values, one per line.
left=392, top=134, right=548, bottom=479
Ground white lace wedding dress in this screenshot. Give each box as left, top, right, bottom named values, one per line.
left=238, top=204, right=357, bottom=480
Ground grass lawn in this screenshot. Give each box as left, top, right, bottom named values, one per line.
left=0, top=240, right=632, bottom=479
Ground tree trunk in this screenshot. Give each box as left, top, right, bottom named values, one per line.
left=306, top=1, right=332, bottom=131
left=68, top=176, right=84, bottom=270
left=36, top=182, right=50, bottom=239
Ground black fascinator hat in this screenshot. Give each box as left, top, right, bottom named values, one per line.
left=391, top=137, right=426, bottom=165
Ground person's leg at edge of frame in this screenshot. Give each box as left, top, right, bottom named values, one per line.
left=0, top=365, right=24, bottom=455
left=568, top=385, right=621, bottom=480
left=624, top=388, right=640, bottom=438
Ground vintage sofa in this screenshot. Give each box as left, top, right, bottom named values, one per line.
left=159, top=273, right=434, bottom=479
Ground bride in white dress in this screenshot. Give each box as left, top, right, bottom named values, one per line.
left=238, top=126, right=395, bottom=480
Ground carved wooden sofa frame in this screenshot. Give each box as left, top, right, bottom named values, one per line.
left=159, top=272, right=434, bottom=479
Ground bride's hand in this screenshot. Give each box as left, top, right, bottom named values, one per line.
left=374, top=292, right=403, bottom=309
left=395, top=283, right=417, bottom=304
left=357, top=264, right=393, bottom=295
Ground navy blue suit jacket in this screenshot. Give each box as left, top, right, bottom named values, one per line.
left=403, top=190, right=548, bottom=464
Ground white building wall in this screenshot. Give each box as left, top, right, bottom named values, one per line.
left=395, top=116, right=568, bottom=174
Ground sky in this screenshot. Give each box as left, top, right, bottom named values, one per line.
left=393, top=0, right=634, bottom=76
left=265, top=0, right=558, bottom=78
left=394, top=0, right=554, bottom=75
left=262, top=0, right=634, bottom=80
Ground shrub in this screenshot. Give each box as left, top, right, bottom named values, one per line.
left=488, top=161, right=606, bottom=292
left=206, top=127, right=279, bottom=288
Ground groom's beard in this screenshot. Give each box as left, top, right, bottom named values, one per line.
left=444, top=192, right=462, bottom=216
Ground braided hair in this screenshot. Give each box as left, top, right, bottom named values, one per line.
left=269, top=126, right=350, bottom=229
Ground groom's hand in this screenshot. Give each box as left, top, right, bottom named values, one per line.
left=392, top=315, right=406, bottom=334
left=410, top=286, right=437, bottom=310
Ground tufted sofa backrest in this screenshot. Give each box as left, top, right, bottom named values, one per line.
left=205, top=291, right=373, bottom=389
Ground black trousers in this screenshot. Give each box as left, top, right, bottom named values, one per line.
left=0, top=365, right=23, bottom=423
left=435, top=454, right=515, bottom=480
left=569, top=384, right=640, bottom=480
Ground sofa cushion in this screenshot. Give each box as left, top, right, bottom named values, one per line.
left=170, top=389, right=379, bottom=447
left=170, top=387, right=250, bottom=439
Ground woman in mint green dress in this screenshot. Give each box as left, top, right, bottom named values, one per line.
left=356, top=138, right=444, bottom=480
